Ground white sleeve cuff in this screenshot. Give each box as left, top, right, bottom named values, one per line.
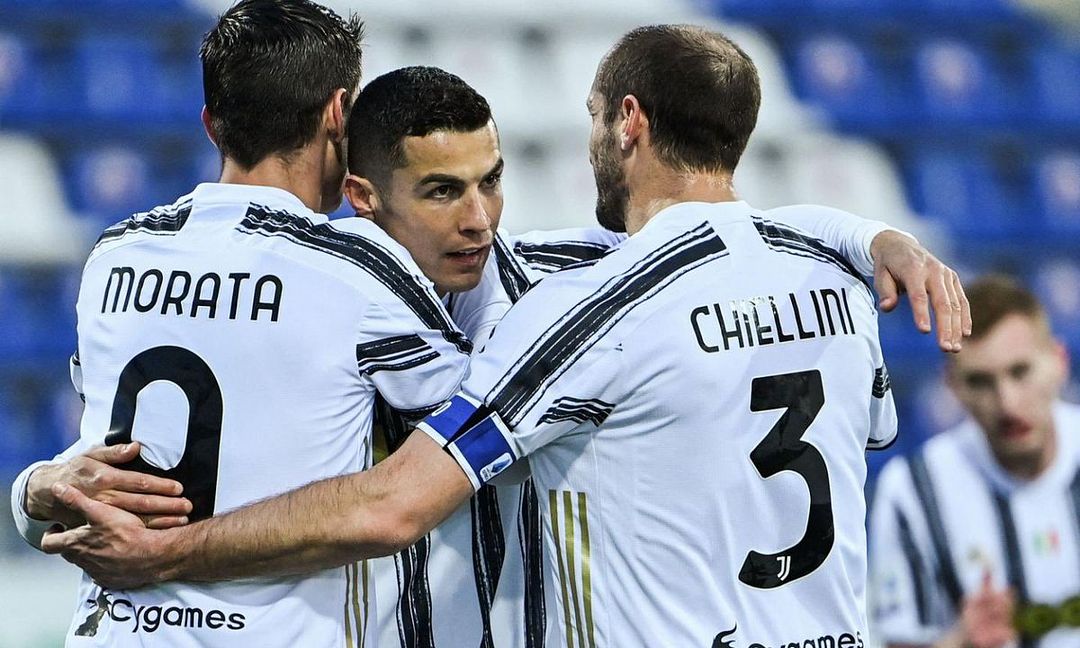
left=10, top=461, right=65, bottom=550
left=860, top=224, right=918, bottom=278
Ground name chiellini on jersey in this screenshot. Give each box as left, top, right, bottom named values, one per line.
left=418, top=201, right=897, bottom=647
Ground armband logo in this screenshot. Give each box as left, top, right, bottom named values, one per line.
left=480, top=452, right=513, bottom=482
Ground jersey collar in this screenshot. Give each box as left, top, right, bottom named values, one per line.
left=640, top=200, right=753, bottom=234
left=187, top=183, right=319, bottom=220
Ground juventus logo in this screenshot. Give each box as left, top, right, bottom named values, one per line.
left=776, top=555, right=792, bottom=582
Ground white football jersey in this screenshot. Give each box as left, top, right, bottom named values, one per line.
left=37, top=183, right=470, bottom=647
left=369, top=227, right=621, bottom=648
left=420, top=201, right=896, bottom=647
left=870, top=402, right=1080, bottom=648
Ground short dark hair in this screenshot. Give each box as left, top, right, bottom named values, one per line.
left=965, top=274, right=1049, bottom=340
left=347, top=66, right=493, bottom=187
left=594, top=24, right=760, bottom=174
left=201, top=0, right=364, bottom=168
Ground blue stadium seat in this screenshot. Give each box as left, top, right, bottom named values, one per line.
left=1030, top=45, right=1080, bottom=125
left=1033, top=151, right=1080, bottom=232
left=0, top=31, right=36, bottom=119
left=912, top=39, right=1008, bottom=126
left=791, top=35, right=898, bottom=128
left=73, top=35, right=164, bottom=121
left=67, top=146, right=158, bottom=226
left=1031, top=258, right=1080, bottom=346
left=907, top=151, right=1017, bottom=238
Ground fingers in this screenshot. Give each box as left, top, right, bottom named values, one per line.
left=144, top=515, right=190, bottom=530
left=83, top=442, right=141, bottom=465
left=97, top=465, right=184, bottom=497
left=52, top=483, right=127, bottom=527
left=980, top=568, right=994, bottom=592
left=954, top=270, right=972, bottom=336
left=100, top=492, right=192, bottom=517
left=929, top=269, right=958, bottom=352
left=41, top=526, right=81, bottom=555
left=874, top=268, right=900, bottom=313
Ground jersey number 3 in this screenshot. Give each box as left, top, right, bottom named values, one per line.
left=739, top=369, right=832, bottom=589
left=104, top=345, right=224, bottom=521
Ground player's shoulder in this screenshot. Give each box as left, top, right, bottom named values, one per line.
left=89, top=192, right=196, bottom=255
left=508, top=226, right=624, bottom=274
left=239, top=209, right=436, bottom=297
left=749, top=204, right=871, bottom=292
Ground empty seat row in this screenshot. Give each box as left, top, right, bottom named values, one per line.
left=790, top=34, right=1080, bottom=132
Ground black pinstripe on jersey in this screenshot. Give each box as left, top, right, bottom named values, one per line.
left=538, top=397, right=615, bottom=428
left=486, top=223, right=728, bottom=427
left=513, top=240, right=610, bottom=273
left=751, top=215, right=870, bottom=292
left=94, top=199, right=193, bottom=248
left=493, top=233, right=533, bottom=302
left=355, top=334, right=440, bottom=376
left=237, top=205, right=471, bottom=355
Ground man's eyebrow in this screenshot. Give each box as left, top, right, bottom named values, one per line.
left=487, top=158, right=505, bottom=176
left=417, top=173, right=464, bottom=186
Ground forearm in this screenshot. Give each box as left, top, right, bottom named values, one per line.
left=158, top=469, right=412, bottom=583
left=11, top=461, right=64, bottom=548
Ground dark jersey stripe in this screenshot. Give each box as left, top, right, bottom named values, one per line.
left=752, top=216, right=870, bottom=291
left=896, top=508, right=931, bottom=625
left=907, top=453, right=965, bottom=608
left=493, top=235, right=533, bottom=302
left=95, top=201, right=193, bottom=248
left=519, top=481, right=546, bottom=648
left=238, top=205, right=470, bottom=355
left=488, top=225, right=727, bottom=425
left=471, top=488, right=505, bottom=648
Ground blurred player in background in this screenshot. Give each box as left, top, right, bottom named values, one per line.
left=39, top=23, right=970, bottom=647
left=870, top=274, right=1079, bottom=648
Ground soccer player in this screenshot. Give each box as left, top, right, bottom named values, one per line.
left=11, top=62, right=962, bottom=647
left=39, top=24, right=969, bottom=646
left=8, top=2, right=478, bottom=645
left=870, top=275, right=1079, bottom=648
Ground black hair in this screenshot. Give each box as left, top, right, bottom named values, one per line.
left=200, top=0, right=364, bottom=168
left=594, top=24, right=760, bottom=173
left=347, top=66, right=493, bottom=186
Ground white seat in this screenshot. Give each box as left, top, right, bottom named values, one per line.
left=0, top=134, right=90, bottom=265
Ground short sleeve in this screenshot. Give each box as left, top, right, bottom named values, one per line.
left=356, top=286, right=471, bottom=420
left=418, top=276, right=623, bottom=490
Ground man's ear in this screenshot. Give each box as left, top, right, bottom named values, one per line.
left=619, top=94, right=647, bottom=151
left=201, top=106, right=218, bottom=147
left=325, top=88, right=349, bottom=143
left=344, top=174, right=380, bottom=220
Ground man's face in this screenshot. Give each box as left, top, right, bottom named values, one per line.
left=373, top=122, right=503, bottom=295
left=587, top=91, right=629, bottom=233
left=948, top=314, right=1068, bottom=467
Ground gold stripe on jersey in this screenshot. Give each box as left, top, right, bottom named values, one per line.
left=351, top=561, right=365, bottom=648
left=563, top=491, right=588, bottom=648
left=578, top=492, right=596, bottom=647
left=344, top=563, right=355, bottom=648
left=362, top=560, right=371, bottom=646
left=550, top=490, right=576, bottom=648
left=551, top=489, right=597, bottom=648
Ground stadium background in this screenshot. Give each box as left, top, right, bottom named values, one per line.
left=0, top=0, right=1078, bottom=644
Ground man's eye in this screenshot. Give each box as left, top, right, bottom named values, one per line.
left=430, top=185, right=454, bottom=199
left=482, top=173, right=502, bottom=188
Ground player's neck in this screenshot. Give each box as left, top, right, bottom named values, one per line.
left=218, top=150, right=326, bottom=213
left=624, top=166, right=738, bottom=235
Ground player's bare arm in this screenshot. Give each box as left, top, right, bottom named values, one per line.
left=25, top=443, right=191, bottom=530
left=41, top=430, right=471, bottom=590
